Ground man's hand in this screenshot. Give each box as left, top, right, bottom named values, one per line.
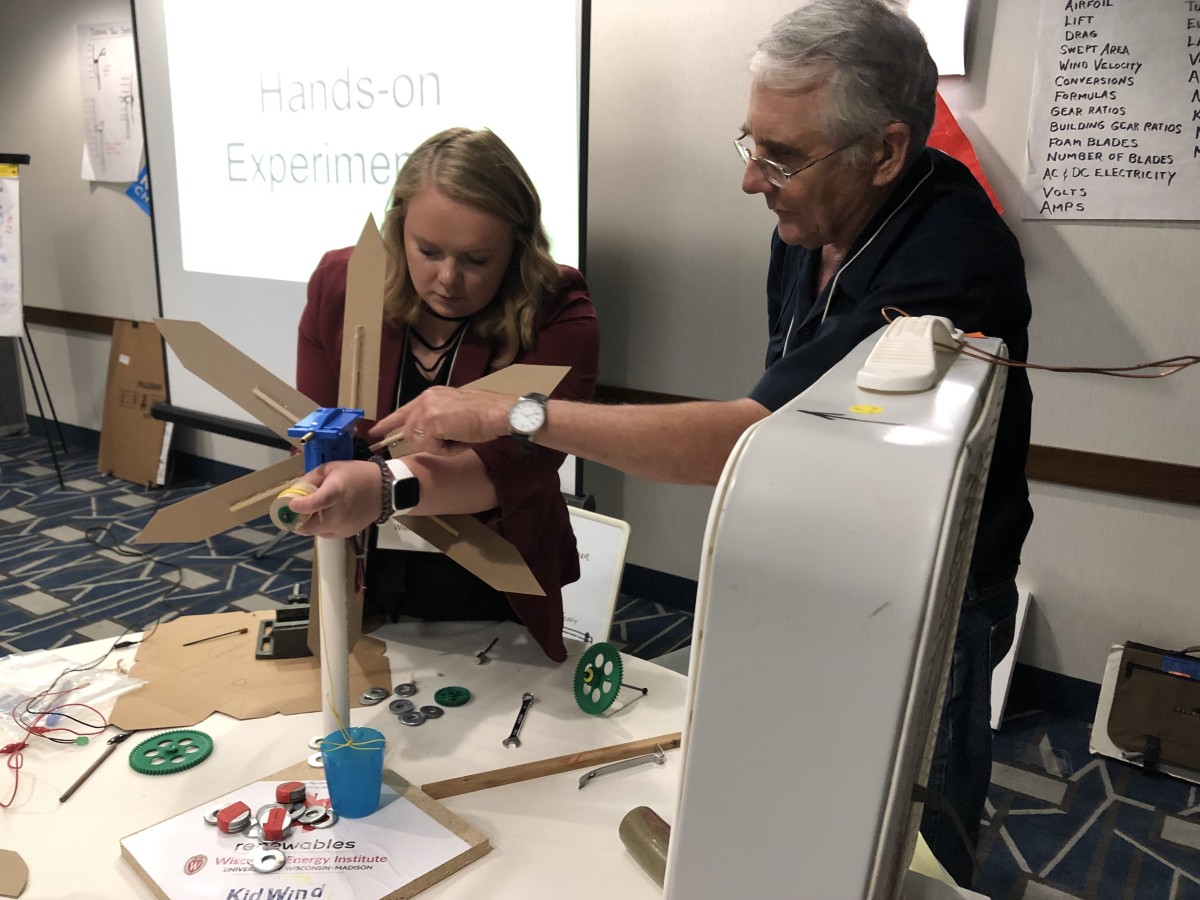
left=367, top=386, right=513, bottom=453
left=287, top=460, right=382, bottom=538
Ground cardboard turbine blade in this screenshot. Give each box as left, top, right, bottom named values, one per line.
left=462, top=363, right=569, bottom=397
left=399, top=514, right=545, bottom=596
left=136, top=455, right=305, bottom=543
left=340, top=215, right=386, bottom=419
left=155, top=318, right=317, bottom=443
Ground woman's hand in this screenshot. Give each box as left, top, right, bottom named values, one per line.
left=368, top=386, right=512, bottom=454
left=286, top=460, right=382, bottom=538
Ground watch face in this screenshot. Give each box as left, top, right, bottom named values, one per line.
left=509, top=398, right=546, bottom=435
left=392, top=477, right=420, bottom=513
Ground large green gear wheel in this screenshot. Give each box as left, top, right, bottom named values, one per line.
left=129, top=729, right=214, bottom=775
left=573, top=642, right=624, bottom=715
left=433, top=686, right=471, bottom=707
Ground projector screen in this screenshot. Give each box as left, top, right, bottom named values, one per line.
left=133, top=0, right=587, bottom=428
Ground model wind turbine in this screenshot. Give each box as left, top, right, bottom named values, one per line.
left=136, top=215, right=565, bottom=739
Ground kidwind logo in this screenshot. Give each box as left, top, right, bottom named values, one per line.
left=222, top=887, right=327, bottom=899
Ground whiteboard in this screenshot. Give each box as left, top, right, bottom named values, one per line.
left=561, top=507, right=629, bottom=644
left=0, top=170, right=21, bottom=337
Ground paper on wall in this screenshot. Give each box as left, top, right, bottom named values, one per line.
left=77, top=22, right=144, bottom=183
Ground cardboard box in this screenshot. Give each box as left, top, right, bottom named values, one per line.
left=98, top=319, right=172, bottom=486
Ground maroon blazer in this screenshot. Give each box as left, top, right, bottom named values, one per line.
left=297, top=248, right=600, bottom=661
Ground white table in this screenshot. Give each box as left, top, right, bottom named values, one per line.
left=0, top=620, right=687, bottom=899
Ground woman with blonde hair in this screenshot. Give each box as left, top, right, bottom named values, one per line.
left=291, top=127, right=598, bottom=662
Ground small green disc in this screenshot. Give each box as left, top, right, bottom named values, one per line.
left=433, top=686, right=471, bottom=707
left=573, top=642, right=624, bottom=715
left=129, top=729, right=214, bottom=775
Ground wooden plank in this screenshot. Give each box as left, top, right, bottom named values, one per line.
left=421, top=732, right=682, bottom=800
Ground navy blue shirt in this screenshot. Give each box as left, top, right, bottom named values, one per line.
left=750, top=148, right=1033, bottom=579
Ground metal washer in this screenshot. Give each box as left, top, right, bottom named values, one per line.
left=388, top=698, right=415, bottom=715
left=360, top=687, right=390, bottom=705
left=394, top=682, right=418, bottom=697
left=257, top=803, right=291, bottom=827
left=297, top=805, right=329, bottom=825
left=251, top=848, right=287, bottom=874
left=307, top=751, right=324, bottom=768
left=419, top=705, right=444, bottom=719
left=399, top=710, right=426, bottom=726
left=312, top=810, right=338, bottom=829
left=203, top=808, right=220, bottom=826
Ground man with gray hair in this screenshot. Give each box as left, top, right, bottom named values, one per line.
left=368, top=0, right=1033, bottom=885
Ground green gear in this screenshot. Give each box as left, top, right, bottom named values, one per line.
left=573, top=642, right=624, bottom=715
left=433, top=686, right=470, bottom=707
left=129, top=729, right=214, bottom=775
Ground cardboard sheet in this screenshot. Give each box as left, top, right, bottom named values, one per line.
left=0, top=849, right=27, bottom=899
left=111, top=611, right=390, bottom=730
left=98, top=320, right=171, bottom=487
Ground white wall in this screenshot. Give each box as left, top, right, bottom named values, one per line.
left=4, top=0, right=1198, bottom=684
left=936, top=0, right=1200, bottom=683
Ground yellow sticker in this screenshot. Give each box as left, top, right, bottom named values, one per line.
left=849, top=405, right=884, bottom=415
left=0, top=164, right=18, bottom=178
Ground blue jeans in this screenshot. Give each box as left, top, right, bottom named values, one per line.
left=919, top=574, right=1018, bottom=888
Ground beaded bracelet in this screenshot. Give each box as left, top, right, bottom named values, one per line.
left=369, top=455, right=394, bottom=525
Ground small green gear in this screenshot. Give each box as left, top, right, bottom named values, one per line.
left=573, top=642, right=624, bottom=715
left=129, top=729, right=214, bottom=775
left=433, top=686, right=471, bottom=707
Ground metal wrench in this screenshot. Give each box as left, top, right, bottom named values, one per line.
left=502, top=692, right=535, bottom=748
left=578, top=744, right=666, bottom=789
left=476, top=637, right=499, bottom=665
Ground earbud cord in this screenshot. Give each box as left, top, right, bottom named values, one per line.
left=781, top=155, right=935, bottom=356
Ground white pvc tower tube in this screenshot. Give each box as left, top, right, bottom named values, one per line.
left=315, top=535, right=350, bottom=738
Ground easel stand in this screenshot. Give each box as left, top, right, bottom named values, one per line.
left=0, top=153, right=66, bottom=488
left=19, top=321, right=68, bottom=486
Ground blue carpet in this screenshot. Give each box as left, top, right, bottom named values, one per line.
left=982, top=709, right=1200, bottom=898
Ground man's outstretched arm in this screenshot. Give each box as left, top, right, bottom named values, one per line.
left=367, top=388, right=770, bottom=486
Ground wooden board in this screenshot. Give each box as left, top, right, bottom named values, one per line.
left=422, top=733, right=681, bottom=800
left=121, top=759, right=489, bottom=900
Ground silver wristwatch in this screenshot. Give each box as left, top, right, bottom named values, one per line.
left=507, top=393, right=548, bottom=444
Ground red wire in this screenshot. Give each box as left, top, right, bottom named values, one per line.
left=0, top=743, right=25, bottom=808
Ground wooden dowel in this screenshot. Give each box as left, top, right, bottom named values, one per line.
left=421, top=732, right=682, bottom=800
left=348, top=325, right=364, bottom=408
left=252, top=387, right=297, bottom=422
left=429, top=516, right=459, bottom=538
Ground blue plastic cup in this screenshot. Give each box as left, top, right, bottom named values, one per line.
left=320, top=726, right=385, bottom=817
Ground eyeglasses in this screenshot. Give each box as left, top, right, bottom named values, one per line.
left=734, top=135, right=861, bottom=188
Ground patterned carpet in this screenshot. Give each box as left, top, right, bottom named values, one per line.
left=3, top=429, right=1199, bottom=898
left=981, top=710, right=1200, bottom=899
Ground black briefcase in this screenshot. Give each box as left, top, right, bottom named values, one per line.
left=1107, top=641, right=1200, bottom=773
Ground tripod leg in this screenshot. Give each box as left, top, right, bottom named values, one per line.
left=17, top=336, right=65, bottom=489
left=23, top=323, right=68, bottom=451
